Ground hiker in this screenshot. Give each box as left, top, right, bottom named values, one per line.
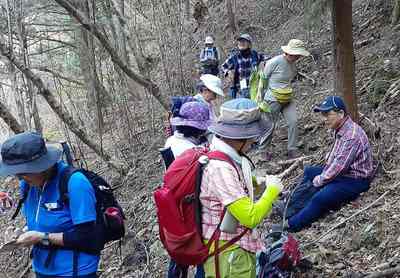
left=163, top=101, right=211, bottom=277
left=200, top=98, right=284, bottom=277
left=222, top=34, right=266, bottom=99
left=283, top=96, right=374, bottom=232
left=199, top=36, right=219, bottom=76
left=0, top=132, right=99, bottom=278
left=164, top=96, right=197, bottom=137
left=194, top=74, right=224, bottom=122
left=164, top=101, right=211, bottom=158
left=260, top=39, right=310, bottom=160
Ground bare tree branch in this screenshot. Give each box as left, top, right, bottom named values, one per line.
left=53, top=0, right=169, bottom=110
left=0, top=100, right=24, bottom=134
left=0, top=40, right=123, bottom=173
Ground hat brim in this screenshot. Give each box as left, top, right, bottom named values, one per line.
left=208, top=117, right=273, bottom=140
left=170, top=117, right=211, bottom=131
left=313, top=105, right=334, bottom=113
left=281, top=46, right=310, bottom=57
left=205, top=84, right=224, bottom=97
left=0, top=145, right=62, bottom=176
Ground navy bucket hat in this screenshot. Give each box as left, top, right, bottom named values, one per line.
left=0, top=132, right=62, bottom=176
left=208, top=98, right=273, bottom=140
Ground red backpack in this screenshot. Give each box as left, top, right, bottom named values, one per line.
left=154, top=147, right=247, bottom=272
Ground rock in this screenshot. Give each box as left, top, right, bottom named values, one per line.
left=334, top=262, right=346, bottom=270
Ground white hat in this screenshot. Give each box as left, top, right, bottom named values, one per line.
left=200, top=74, right=224, bottom=97
left=205, top=36, right=214, bottom=44
left=281, top=39, right=310, bottom=57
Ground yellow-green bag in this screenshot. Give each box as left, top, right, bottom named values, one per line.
left=271, top=87, right=294, bottom=104
left=249, top=70, right=270, bottom=112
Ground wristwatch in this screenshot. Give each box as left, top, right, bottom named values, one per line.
left=41, top=232, right=50, bottom=246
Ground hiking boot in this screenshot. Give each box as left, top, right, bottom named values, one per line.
left=287, top=150, right=301, bottom=159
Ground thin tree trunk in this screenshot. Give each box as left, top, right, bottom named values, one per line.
left=332, top=0, right=358, bottom=122
left=6, top=0, right=27, bottom=130
left=392, top=0, right=400, bottom=26
left=54, top=0, right=169, bottom=110
left=226, top=0, right=237, bottom=35
left=16, top=12, right=43, bottom=133
left=0, top=41, right=122, bottom=173
left=0, top=100, right=24, bottom=134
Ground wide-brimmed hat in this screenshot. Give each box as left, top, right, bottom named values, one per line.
left=208, top=98, right=273, bottom=139
left=281, top=39, right=310, bottom=57
left=200, top=74, right=224, bottom=97
left=0, top=132, right=62, bottom=176
left=314, top=95, right=346, bottom=113
left=170, top=101, right=211, bottom=131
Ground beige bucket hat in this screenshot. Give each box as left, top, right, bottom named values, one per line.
left=281, top=39, right=310, bottom=57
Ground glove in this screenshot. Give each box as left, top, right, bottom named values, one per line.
left=265, top=175, right=283, bottom=192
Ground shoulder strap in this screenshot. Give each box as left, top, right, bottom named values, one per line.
left=11, top=185, right=30, bottom=220
left=207, top=150, right=241, bottom=179
left=212, top=47, right=218, bottom=59
left=59, top=166, right=80, bottom=204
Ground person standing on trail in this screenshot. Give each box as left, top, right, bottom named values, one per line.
left=221, top=34, right=266, bottom=99
left=194, top=74, right=224, bottom=122
left=164, top=101, right=211, bottom=158
left=259, top=39, right=310, bottom=160
left=279, top=96, right=374, bottom=233
left=0, top=132, right=99, bottom=278
left=200, top=98, right=284, bottom=277
left=163, top=101, right=212, bottom=278
left=199, top=36, right=220, bottom=76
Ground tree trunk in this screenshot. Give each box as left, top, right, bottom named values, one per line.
left=392, top=0, right=400, bottom=26
left=6, top=0, right=27, bottom=130
left=226, top=0, right=237, bottom=35
left=16, top=14, right=43, bottom=134
left=54, top=0, right=169, bottom=111
left=332, top=0, right=358, bottom=122
left=0, top=101, right=24, bottom=134
left=0, top=41, right=123, bottom=173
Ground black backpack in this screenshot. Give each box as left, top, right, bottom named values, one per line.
left=59, top=166, right=125, bottom=248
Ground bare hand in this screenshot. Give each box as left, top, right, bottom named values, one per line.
left=16, top=231, right=44, bottom=247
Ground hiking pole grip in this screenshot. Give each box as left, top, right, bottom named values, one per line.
left=61, top=141, right=74, bottom=166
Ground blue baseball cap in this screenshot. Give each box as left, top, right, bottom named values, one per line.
left=313, top=96, right=346, bottom=113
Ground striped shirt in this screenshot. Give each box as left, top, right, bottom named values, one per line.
left=314, top=116, right=374, bottom=186
left=200, top=159, right=264, bottom=253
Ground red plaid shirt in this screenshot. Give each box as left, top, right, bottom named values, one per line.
left=200, top=159, right=264, bottom=253
left=314, top=116, right=374, bottom=186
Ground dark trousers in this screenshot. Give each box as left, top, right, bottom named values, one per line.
left=36, top=273, right=97, bottom=278
left=167, top=260, right=205, bottom=278
left=288, top=166, right=370, bottom=232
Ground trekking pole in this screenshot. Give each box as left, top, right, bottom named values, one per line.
left=61, top=141, right=74, bottom=166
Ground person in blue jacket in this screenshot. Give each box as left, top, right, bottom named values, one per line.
left=0, top=131, right=99, bottom=278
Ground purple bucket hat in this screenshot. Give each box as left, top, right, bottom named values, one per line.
left=170, top=101, right=211, bottom=131
left=208, top=98, right=273, bottom=140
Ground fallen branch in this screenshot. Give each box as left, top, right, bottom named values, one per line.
left=277, top=155, right=314, bottom=166
left=277, top=159, right=303, bottom=180
left=302, top=191, right=389, bottom=248
left=364, top=265, right=400, bottom=278
left=298, top=71, right=316, bottom=85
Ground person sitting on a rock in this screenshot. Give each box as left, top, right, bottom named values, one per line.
left=282, top=96, right=374, bottom=232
